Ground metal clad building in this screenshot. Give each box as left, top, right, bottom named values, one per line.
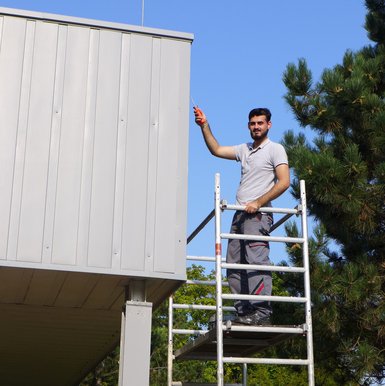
left=0, top=7, right=192, bottom=385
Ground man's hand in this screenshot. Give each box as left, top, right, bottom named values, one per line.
left=244, top=199, right=262, bottom=214
left=194, top=106, right=207, bottom=127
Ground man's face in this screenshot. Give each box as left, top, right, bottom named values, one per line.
left=248, top=115, right=271, bottom=142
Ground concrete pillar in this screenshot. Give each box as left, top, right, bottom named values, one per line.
left=119, top=281, right=153, bottom=386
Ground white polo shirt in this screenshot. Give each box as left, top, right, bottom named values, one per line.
left=233, top=139, right=288, bottom=206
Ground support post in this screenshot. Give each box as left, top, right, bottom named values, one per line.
left=119, top=280, right=153, bottom=386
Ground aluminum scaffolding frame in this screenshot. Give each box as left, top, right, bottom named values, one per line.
left=168, top=173, right=315, bottom=386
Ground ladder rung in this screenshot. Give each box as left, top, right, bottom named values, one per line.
left=172, top=383, right=242, bottom=386
left=222, top=204, right=299, bottom=215
left=223, top=357, right=310, bottom=366
left=221, top=233, right=305, bottom=244
left=173, top=304, right=235, bottom=311
left=222, top=263, right=305, bottom=273
left=186, top=279, right=230, bottom=286
left=225, top=325, right=306, bottom=334
left=187, top=255, right=225, bottom=262
left=222, top=293, right=307, bottom=303
left=172, top=329, right=208, bottom=335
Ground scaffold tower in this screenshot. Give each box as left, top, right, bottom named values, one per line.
left=168, top=173, right=315, bottom=386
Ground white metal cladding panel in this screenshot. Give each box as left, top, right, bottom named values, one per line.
left=12, top=20, right=58, bottom=262
left=87, top=29, right=121, bottom=268
left=153, top=39, right=190, bottom=274
left=49, top=26, right=91, bottom=266
left=0, top=13, right=191, bottom=277
left=120, top=33, right=153, bottom=272
left=0, top=16, right=25, bottom=259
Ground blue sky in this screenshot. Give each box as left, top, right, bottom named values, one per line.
left=0, top=0, right=371, bottom=265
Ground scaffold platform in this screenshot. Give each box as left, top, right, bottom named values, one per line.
left=175, top=324, right=305, bottom=361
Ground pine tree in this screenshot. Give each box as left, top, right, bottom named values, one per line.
left=282, top=0, right=385, bottom=383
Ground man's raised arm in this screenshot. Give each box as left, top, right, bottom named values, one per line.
left=194, top=107, right=236, bottom=160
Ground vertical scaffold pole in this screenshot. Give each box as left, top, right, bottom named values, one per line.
left=300, top=180, right=315, bottom=386
left=167, top=295, right=174, bottom=386
left=242, top=363, right=248, bottom=386
left=215, top=173, right=224, bottom=386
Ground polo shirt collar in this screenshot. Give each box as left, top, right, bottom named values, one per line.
left=247, top=138, right=271, bottom=152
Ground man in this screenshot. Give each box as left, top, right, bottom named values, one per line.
left=194, top=106, right=290, bottom=325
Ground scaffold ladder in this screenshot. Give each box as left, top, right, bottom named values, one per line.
left=168, top=173, right=315, bottom=386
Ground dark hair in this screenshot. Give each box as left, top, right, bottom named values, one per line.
left=248, top=108, right=271, bottom=122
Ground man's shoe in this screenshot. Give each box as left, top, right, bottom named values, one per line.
left=209, top=314, right=236, bottom=329
left=232, top=311, right=271, bottom=326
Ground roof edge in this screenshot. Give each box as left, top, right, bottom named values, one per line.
left=0, top=6, right=194, bottom=41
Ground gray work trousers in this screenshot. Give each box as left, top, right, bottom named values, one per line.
left=226, top=211, right=273, bottom=316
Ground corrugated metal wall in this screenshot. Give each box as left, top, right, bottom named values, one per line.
left=0, top=11, right=191, bottom=278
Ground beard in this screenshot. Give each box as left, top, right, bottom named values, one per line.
left=251, top=129, right=269, bottom=142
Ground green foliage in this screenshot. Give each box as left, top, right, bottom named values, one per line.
left=79, top=347, right=119, bottom=386
left=282, top=0, right=385, bottom=383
